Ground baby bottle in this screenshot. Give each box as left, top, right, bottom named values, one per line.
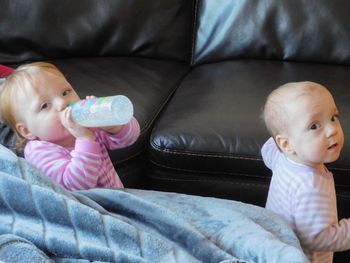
left=70, top=95, right=134, bottom=127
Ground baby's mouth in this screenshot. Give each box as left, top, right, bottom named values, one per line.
left=328, top=143, right=338, bottom=150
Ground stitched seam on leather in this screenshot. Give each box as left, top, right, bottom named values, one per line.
left=327, top=167, right=350, bottom=172
left=114, top=67, right=192, bottom=164
left=337, top=193, right=350, bottom=198
left=191, top=0, right=200, bottom=65
left=151, top=160, right=350, bottom=194
left=148, top=175, right=269, bottom=188
left=112, top=146, right=147, bottom=165
left=151, top=142, right=350, bottom=172
left=150, top=141, right=262, bottom=161
left=149, top=176, right=350, bottom=199
left=148, top=174, right=350, bottom=197
left=141, top=68, right=192, bottom=135
left=334, top=183, right=350, bottom=188
left=150, top=159, right=268, bottom=179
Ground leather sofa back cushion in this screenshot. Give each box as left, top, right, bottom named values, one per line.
left=0, top=0, right=193, bottom=63
left=193, top=0, right=350, bottom=65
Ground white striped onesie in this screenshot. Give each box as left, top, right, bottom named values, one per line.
left=262, top=137, right=350, bottom=263
left=24, top=117, right=140, bottom=191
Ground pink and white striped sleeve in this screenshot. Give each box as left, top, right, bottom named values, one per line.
left=24, top=139, right=103, bottom=190
left=96, top=116, right=140, bottom=150
left=294, top=189, right=350, bottom=252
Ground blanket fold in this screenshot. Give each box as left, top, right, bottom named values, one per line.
left=0, top=145, right=309, bottom=263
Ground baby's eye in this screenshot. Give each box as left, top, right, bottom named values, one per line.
left=310, top=123, right=320, bottom=130
left=331, top=114, right=339, bottom=122
left=40, top=103, right=48, bottom=111
left=62, top=89, right=71, bottom=96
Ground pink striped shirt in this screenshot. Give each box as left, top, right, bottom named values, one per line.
left=24, top=117, right=140, bottom=191
left=262, top=137, right=350, bottom=263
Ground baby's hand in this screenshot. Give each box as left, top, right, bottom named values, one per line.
left=60, top=107, right=94, bottom=141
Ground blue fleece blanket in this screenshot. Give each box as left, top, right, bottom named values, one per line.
left=0, top=144, right=309, bottom=263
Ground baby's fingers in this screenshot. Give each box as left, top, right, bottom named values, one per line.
left=86, top=95, right=96, bottom=100
left=65, top=107, right=75, bottom=124
left=61, top=107, right=74, bottom=128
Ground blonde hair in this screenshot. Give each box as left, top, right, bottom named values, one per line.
left=262, top=81, right=328, bottom=137
left=0, top=62, right=64, bottom=150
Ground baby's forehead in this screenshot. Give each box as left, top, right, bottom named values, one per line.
left=21, top=69, right=61, bottom=92
left=269, top=84, right=325, bottom=117
left=16, top=77, right=38, bottom=97
left=276, top=83, right=326, bottom=103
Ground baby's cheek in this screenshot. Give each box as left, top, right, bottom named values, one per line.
left=47, top=116, right=66, bottom=133
left=310, top=144, right=325, bottom=161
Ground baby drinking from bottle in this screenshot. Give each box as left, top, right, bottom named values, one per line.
left=0, top=62, right=140, bottom=190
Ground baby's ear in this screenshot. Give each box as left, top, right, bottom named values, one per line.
left=275, top=134, right=295, bottom=154
left=15, top=123, right=37, bottom=140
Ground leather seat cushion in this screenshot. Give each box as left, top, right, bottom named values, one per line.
left=150, top=59, right=350, bottom=187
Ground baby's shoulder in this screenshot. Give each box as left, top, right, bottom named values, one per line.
left=293, top=170, right=330, bottom=195
left=273, top=164, right=314, bottom=188
left=24, top=140, right=68, bottom=155
left=26, top=140, right=56, bottom=148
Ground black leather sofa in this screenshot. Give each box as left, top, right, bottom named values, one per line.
left=1, top=0, right=350, bottom=261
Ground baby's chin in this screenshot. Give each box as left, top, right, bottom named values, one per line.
left=324, top=153, right=342, bottom=164
left=49, top=132, right=75, bottom=148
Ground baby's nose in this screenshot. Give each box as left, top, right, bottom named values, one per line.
left=56, top=99, right=69, bottom=111
left=326, top=124, right=337, bottom=137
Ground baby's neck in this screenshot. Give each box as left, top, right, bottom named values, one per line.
left=286, top=153, right=326, bottom=173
